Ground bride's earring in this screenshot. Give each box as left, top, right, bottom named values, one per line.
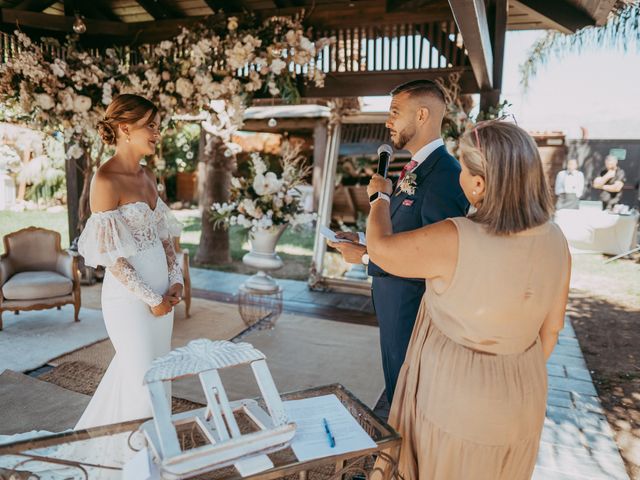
left=126, top=135, right=131, bottom=143
left=472, top=190, right=477, bottom=195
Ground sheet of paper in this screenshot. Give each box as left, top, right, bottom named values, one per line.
left=123, top=447, right=160, bottom=480
left=319, top=226, right=352, bottom=243
left=283, top=394, right=377, bottom=462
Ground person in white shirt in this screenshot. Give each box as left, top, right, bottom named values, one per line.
left=555, top=158, right=584, bottom=210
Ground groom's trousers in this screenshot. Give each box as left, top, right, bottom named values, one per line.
left=371, top=275, right=425, bottom=404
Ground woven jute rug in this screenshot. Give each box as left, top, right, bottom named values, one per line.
left=39, top=360, right=204, bottom=414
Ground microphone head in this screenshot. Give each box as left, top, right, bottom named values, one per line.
left=377, top=144, right=393, bottom=156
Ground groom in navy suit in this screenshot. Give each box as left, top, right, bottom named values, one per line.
left=330, top=80, right=468, bottom=402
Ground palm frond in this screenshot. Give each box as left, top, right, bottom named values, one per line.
left=520, top=1, right=640, bottom=89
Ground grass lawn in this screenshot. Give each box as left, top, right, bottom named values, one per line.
left=0, top=209, right=69, bottom=255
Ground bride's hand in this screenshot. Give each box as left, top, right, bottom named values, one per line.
left=150, top=296, right=174, bottom=316
left=367, top=174, right=393, bottom=197
left=166, top=283, right=183, bottom=305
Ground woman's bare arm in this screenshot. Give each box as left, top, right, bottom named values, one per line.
left=539, top=252, right=572, bottom=361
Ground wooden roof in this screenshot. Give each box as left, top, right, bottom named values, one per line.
left=0, top=0, right=618, bottom=100
left=0, top=0, right=617, bottom=42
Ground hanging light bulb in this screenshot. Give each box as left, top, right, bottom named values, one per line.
left=267, top=118, right=278, bottom=128
left=73, top=14, right=87, bottom=34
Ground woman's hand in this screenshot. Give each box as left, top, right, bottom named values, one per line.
left=166, top=283, right=183, bottom=306
left=150, top=296, right=174, bottom=317
left=367, top=174, right=393, bottom=197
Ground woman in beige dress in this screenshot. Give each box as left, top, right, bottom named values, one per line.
left=367, top=121, right=571, bottom=480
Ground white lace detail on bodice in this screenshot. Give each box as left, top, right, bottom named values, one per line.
left=78, top=198, right=183, bottom=307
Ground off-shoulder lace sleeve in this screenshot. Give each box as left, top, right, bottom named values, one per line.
left=154, top=200, right=184, bottom=286
left=155, top=199, right=183, bottom=241
left=79, top=211, right=163, bottom=307
left=161, top=239, right=184, bottom=287
left=78, top=211, right=138, bottom=268
left=108, top=258, right=163, bottom=307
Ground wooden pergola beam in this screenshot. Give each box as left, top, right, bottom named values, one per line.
left=136, top=0, right=184, bottom=20
left=13, top=0, right=57, bottom=11
left=512, top=0, right=595, bottom=34
left=0, top=8, right=130, bottom=36
left=447, top=0, right=493, bottom=91
left=303, top=68, right=477, bottom=97
left=480, top=0, right=507, bottom=111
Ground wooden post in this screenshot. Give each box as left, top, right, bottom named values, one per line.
left=310, top=117, right=341, bottom=284
left=479, top=0, right=507, bottom=112
left=312, top=120, right=328, bottom=211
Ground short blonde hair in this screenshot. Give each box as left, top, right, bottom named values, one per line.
left=459, top=122, right=553, bottom=235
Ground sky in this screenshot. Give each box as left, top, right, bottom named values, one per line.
left=362, top=30, right=640, bottom=140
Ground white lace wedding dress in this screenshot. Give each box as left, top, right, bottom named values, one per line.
left=75, top=198, right=183, bottom=430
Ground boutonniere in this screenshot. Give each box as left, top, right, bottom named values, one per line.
left=398, top=172, right=417, bottom=196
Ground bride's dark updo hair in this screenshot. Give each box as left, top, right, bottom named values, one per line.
left=97, top=94, right=159, bottom=146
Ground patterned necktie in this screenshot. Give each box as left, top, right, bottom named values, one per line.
left=398, top=160, right=418, bottom=182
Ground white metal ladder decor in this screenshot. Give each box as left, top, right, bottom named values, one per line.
left=138, top=339, right=296, bottom=479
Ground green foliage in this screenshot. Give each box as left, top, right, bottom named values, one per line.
left=520, top=1, right=640, bottom=89
left=156, top=123, right=201, bottom=176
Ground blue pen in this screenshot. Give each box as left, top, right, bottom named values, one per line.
left=323, top=417, right=336, bottom=448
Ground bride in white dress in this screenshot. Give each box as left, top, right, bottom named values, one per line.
left=76, top=94, right=183, bottom=429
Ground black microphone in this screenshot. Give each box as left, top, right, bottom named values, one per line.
left=377, top=144, right=393, bottom=178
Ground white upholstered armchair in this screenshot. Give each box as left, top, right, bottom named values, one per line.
left=0, top=227, right=81, bottom=330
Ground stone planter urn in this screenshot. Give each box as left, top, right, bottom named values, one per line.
left=242, top=224, right=287, bottom=293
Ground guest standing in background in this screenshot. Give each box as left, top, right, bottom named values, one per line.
left=593, top=155, right=626, bottom=210
left=555, top=158, right=584, bottom=209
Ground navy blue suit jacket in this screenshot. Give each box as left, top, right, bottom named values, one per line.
left=368, top=144, right=469, bottom=279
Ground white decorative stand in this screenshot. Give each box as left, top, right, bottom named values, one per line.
left=0, top=172, right=15, bottom=210
left=138, top=339, right=296, bottom=479
left=242, top=225, right=287, bottom=293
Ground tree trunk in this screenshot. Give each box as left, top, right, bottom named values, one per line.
left=65, top=148, right=84, bottom=247
left=194, top=127, right=233, bottom=265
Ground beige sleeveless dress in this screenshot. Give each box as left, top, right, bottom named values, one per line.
left=379, top=217, right=570, bottom=480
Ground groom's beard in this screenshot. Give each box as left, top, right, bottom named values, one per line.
left=392, top=124, right=416, bottom=150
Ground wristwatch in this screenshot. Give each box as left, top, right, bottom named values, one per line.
left=361, top=253, right=370, bottom=265
left=369, top=192, right=390, bottom=204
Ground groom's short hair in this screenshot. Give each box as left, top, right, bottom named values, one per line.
left=390, top=80, right=446, bottom=105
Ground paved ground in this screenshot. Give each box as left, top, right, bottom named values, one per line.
left=191, top=267, right=630, bottom=479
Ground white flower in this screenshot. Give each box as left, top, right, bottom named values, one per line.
left=227, top=17, right=238, bottom=31
left=210, top=99, right=226, bottom=113
left=270, top=59, right=287, bottom=75
left=101, top=83, right=113, bottom=105
left=398, top=172, right=417, bottom=196
left=300, top=36, right=315, bottom=55
left=50, top=60, right=66, bottom=77
left=67, top=144, right=84, bottom=160
left=253, top=172, right=282, bottom=196
left=231, top=177, right=242, bottom=188
left=73, top=95, right=92, bottom=113
left=165, top=82, right=175, bottom=93
left=144, top=69, right=161, bottom=87
left=176, top=78, right=194, bottom=98
left=59, top=88, right=74, bottom=111
left=240, top=198, right=263, bottom=219
left=251, top=153, right=267, bottom=175
left=34, top=93, right=55, bottom=111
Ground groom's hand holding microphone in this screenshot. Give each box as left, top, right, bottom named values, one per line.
left=327, top=144, right=393, bottom=265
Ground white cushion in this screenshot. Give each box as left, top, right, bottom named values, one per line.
left=2, top=271, right=73, bottom=300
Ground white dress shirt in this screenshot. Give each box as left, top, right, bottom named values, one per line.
left=555, top=170, right=585, bottom=197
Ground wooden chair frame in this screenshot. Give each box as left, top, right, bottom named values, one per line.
left=0, top=227, right=81, bottom=330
